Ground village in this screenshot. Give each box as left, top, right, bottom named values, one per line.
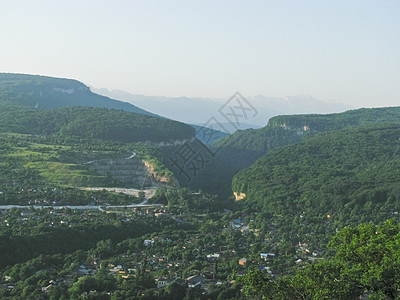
left=0, top=187, right=323, bottom=298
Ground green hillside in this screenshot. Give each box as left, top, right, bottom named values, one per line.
left=215, top=107, right=400, bottom=169
left=0, top=106, right=195, bottom=143
left=0, top=133, right=177, bottom=203
left=0, top=73, right=154, bottom=115
left=233, top=123, right=400, bottom=226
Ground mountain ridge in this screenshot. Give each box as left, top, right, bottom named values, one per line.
left=214, top=106, right=400, bottom=169
left=0, top=73, right=156, bottom=116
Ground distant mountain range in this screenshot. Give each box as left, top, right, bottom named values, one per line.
left=93, top=88, right=352, bottom=130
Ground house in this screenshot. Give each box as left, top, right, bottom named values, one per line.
left=234, top=218, right=244, bottom=225
left=298, top=242, right=310, bottom=254
left=41, top=280, right=56, bottom=292
left=241, top=225, right=250, bottom=233
left=143, top=240, right=154, bottom=246
left=260, top=253, right=276, bottom=261
left=295, top=259, right=303, bottom=264
left=239, top=258, right=247, bottom=266
left=259, top=266, right=273, bottom=275
left=157, top=278, right=174, bottom=288
left=186, top=275, right=203, bottom=288
left=206, top=253, right=220, bottom=260
left=78, top=265, right=92, bottom=275
left=20, top=211, right=33, bottom=217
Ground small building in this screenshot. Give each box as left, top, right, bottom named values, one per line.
left=20, top=211, right=33, bottom=217
left=78, top=265, right=92, bottom=275
left=157, top=278, right=174, bottom=289
left=206, top=253, right=220, bottom=260
left=260, top=253, right=276, bottom=261
left=186, top=275, right=203, bottom=288
left=144, top=240, right=154, bottom=246
left=239, top=258, right=247, bottom=266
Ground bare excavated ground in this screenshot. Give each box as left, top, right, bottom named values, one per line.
left=81, top=187, right=157, bottom=200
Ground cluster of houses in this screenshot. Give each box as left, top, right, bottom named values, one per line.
left=133, top=207, right=167, bottom=217
left=295, top=242, right=320, bottom=264
left=156, top=275, right=204, bottom=289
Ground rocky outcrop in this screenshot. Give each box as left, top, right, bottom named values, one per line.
left=88, top=157, right=171, bottom=188
left=143, top=160, right=170, bottom=183
left=234, top=192, right=246, bottom=201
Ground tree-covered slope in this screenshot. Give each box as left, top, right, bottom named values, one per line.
left=0, top=106, right=195, bottom=143
left=232, top=123, right=400, bottom=225
left=215, top=107, right=400, bottom=169
left=0, top=73, right=155, bottom=115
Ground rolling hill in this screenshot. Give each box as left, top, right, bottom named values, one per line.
left=0, top=106, right=195, bottom=144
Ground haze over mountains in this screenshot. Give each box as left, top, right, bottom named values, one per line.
left=93, top=87, right=352, bottom=130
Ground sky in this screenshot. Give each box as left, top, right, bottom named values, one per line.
left=0, top=0, right=399, bottom=107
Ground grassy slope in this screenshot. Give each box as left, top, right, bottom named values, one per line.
left=1, top=134, right=128, bottom=187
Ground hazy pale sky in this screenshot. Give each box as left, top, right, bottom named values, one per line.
left=1, top=0, right=399, bottom=107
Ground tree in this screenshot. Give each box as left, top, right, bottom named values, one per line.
left=68, top=276, right=98, bottom=298
left=164, top=282, right=187, bottom=300
left=329, top=219, right=400, bottom=299
left=242, top=220, right=400, bottom=299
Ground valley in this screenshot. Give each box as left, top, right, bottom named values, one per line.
left=1, top=74, right=400, bottom=299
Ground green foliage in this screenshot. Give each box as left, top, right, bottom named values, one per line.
left=153, top=187, right=221, bottom=212
left=242, top=220, right=400, bottom=299
left=0, top=106, right=195, bottom=143
left=0, top=209, right=157, bottom=268
left=329, top=219, right=400, bottom=298
left=233, top=124, right=400, bottom=226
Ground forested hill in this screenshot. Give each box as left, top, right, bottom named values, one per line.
left=232, top=123, right=400, bottom=225
left=214, top=106, right=400, bottom=169
left=0, top=73, right=154, bottom=115
left=0, top=106, right=195, bottom=143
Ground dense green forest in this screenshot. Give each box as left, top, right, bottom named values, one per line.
left=233, top=123, right=400, bottom=224
left=0, top=106, right=195, bottom=143
left=215, top=107, right=400, bottom=169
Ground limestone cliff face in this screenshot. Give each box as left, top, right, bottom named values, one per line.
left=88, top=157, right=173, bottom=187
left=142, top=160, right=171, bottom=183
left=234, top=192, right=246, bottom=201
